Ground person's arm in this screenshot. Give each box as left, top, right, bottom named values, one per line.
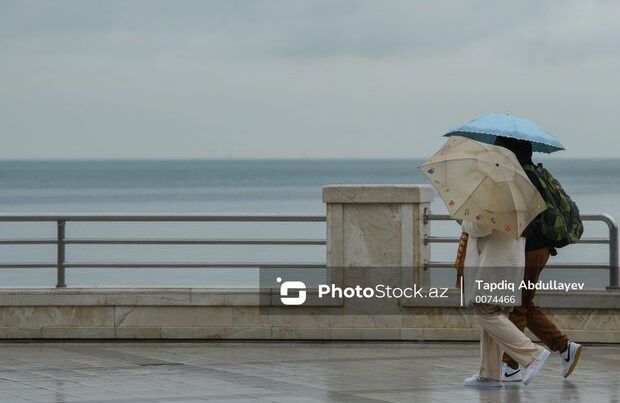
left=462, top=219, right=493, bottom=238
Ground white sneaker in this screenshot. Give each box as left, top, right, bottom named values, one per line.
left=501, top=362, right=523, bottom=382
left=523, top=349, right=550, bottom=385
left=561, top=341, right=583, bottom=378
left=464, top=373, right=502, bottom=388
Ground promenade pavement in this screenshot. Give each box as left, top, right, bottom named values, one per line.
left=0, top=341, right=617, bottom=402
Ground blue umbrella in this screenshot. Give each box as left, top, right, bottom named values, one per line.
left=443, top=113, right=565, bottom=153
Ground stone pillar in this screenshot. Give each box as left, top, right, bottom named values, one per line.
left=322, top=185, right=434, bottom=287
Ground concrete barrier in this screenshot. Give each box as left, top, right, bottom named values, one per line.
left=0, top=288, right=618, bottom=341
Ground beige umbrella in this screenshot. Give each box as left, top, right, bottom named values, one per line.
left=420, top=135, right=546, bottom=239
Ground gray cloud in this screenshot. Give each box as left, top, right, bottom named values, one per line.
left=0, top=1, right=560, bottom=59
left=0, top=0, right=618, bottom=159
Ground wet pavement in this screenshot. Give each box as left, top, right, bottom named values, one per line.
left=0, top=341, right=617, bottom=402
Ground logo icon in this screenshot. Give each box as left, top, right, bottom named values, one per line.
left=277, top=277, right=307, bottom=305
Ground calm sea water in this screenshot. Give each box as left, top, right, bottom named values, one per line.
left=0, top=159, right=618, bottom=288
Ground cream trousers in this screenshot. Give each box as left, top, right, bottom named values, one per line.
left=474, top=304, right=543, bottom=380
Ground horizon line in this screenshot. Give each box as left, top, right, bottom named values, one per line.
left=0, top=156, right=619, bottom=162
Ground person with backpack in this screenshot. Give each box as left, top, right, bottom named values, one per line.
left=493, top=136, right=584, bottom=381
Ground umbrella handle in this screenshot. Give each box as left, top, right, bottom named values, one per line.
left=454, top=232, right=468, bottom=287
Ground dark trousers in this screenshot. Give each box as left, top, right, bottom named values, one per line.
left=502, top=248, right=569, bottom=369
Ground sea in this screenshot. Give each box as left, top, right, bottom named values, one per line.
left=0, top=159, right=618, bottom=288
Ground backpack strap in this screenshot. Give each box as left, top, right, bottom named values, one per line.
left=523, top=163, right=546, bottom=197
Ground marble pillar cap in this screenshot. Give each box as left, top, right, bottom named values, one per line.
left=323, top=185, right=434, bottom=203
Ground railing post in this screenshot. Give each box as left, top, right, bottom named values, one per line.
left=609, top=217, right=619, bottom=289
left=56, top=219, right=66, bottom=288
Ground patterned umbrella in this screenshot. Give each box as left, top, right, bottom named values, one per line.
left=420, top=136, right=546, bottom=238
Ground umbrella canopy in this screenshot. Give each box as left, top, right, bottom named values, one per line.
left=420, top=136, right=547, bottom=239
left=444, top=113, right=565, bottom=153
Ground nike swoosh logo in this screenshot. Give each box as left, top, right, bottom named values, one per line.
left=564, top=347, right=571, bottom=363
left=504, top=369, right=521, bottom=378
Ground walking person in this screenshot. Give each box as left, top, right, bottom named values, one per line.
left=461, top=217, right=551, bottom=387
left=494, top=137, right=583, bottom=381
left=426, top=113, right=583, bottom=387
left=420, top=135, right=553, bottom=387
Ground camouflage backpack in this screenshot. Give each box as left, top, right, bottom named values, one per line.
left=524, top=163, right=583, bottom=249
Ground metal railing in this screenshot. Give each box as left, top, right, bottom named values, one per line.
left=0, top=213, right=326, bottom=287
left=2, top=212, right=618, bottom=289
left=424, top=211, right=619, bottom=289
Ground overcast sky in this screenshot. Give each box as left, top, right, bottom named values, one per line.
left=1, top=0, right=619, bottom=159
